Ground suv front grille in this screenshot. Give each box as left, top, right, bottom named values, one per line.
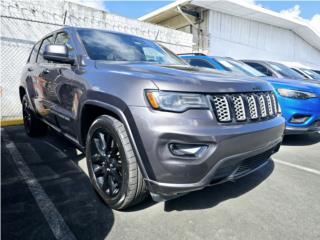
left=210, top=91, right=278, bottom=123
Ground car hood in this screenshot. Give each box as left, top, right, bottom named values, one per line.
left=261, top=77, right=320, bottom=95
left=96, top=62, right=274, bottom=93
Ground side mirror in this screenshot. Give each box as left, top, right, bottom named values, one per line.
left=43, top=44, right=74, bottom=64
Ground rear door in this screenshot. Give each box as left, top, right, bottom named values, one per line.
left=28, top=35, right=54, bottom=123
left=34, top=35, right=57, bottom=124
left=24, top=41, right=41, bottom=112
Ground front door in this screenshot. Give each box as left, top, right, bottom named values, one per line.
left=46, top=32, right=83, bottom=138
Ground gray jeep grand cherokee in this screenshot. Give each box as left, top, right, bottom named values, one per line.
left=19, top=27, right=285, bottom=209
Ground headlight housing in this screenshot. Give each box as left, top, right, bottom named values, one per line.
left=146, top=90, right=209, bottom=112
left=277, top=88, right=316, bottom=99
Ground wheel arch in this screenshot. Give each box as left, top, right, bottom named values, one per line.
left=80, top=101, right=122, bottom=145
left=79, top=100, right=153, bottom=181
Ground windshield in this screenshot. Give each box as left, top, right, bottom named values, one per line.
left=213, top=58, right=246, bottom=76
left=301, top=68, right=320, bottom=80
left=216, top=58, right=266, bottom=77
left=268, top=63, right=305, bottom=79
left=77, top=29, right=186, bottom=65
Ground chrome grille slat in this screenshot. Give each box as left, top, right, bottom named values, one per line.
left=271, top=94, right=278, bottom=114
left=258, top=95, right=267, bottom=117
left=212, top=96, right=231, bottom=122
left=266, top=94, right=274, bottom=115
left=232, top=95, right=246, bottom=121
left=247, top=95, right=258, bottom=119
left=210, top=91, right=278, bottom=123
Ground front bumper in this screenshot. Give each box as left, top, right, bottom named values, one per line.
left=285, top=119, right=320, bottom=134
left=129, top=106, right=285, bottom=200
left=277, top=95, right=320, bottom=134
left=147, top=142, right=281, bottom=201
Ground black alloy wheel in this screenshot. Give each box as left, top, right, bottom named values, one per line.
left=22, top=97, right=32, bottom=134
left=86, top=115, right=147, bottom=210
left=90, top=130, right=123, bottom=197
left=21, top=95, right=47, bottom=137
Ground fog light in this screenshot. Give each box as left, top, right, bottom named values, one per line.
left=169, top=143, right=208, bottom=157
left=290, top=115, right=310, bottom=123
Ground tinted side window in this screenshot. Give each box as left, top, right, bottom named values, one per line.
left=55, top=32, right=75, bottom=57
left=246, top=62, right=272, bottom=76
left=37, top=35, right=55, bottom=63
left=186, top=59, right=215, bottom=69
left=28, top=41, right=41, bottom=64
left=142, top=47, right=163, bottom=62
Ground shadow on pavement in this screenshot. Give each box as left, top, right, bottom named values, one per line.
left=124, top=195, right=156, bottom=212
left=164, top=160, right=274, bottom=212
left=1, top=126, right=114, bottom=240
left=282, top=132, right=320, bottom=146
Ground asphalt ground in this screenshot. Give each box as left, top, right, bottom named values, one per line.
left=2, top=126, right=320, bottom=240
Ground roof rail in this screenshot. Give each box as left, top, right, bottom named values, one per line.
left=177, top=53, right=207, bottom=56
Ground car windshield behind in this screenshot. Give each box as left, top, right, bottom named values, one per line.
left=301, top=68, right=320, bottom=80
left=268, top=62, right=305, bottom=79
left=213, top=58, right=247, bottom=76
left=77, top=29, right=186, bottom=65
left=216, top=58, right=266, bottom=77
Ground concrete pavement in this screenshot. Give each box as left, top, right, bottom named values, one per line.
left=2, top=126, right=320, bottom=240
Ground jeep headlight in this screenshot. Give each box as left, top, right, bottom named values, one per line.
left=277, top=89, right=316, bottom=99
left=146, top=90, right=209, bottom=112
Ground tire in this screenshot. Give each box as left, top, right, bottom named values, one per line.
left=86, top=115, right=147, bottom=210
left=22, top=95, right=47, bottom=137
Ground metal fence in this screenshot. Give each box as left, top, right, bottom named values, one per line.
left=0, top=0, right=193, bottom=121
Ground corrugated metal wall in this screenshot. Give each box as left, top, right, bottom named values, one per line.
left=208, top=10, right=320, bottom=67
left=0, top=0, right=193, bottom=121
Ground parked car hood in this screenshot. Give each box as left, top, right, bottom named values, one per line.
left=95, top=62, right=274, bottom=93
left=262, top=77, right=320, bottom=95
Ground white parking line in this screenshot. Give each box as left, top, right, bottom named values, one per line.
left=2, top=130, right=77, bottom=240
left=273, top=158, right=320, bottom=176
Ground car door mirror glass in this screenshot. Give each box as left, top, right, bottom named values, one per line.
left=43, top=44, right=74, bottom=64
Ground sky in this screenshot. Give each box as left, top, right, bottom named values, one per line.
left=71, top=0, right=320, bottom=32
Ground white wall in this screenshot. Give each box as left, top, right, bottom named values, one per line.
left=208, top=10, right=320, bottom=68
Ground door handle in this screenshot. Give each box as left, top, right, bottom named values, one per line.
left=43, top=69, right=50, bottom=74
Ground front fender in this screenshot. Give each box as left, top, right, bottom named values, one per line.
left=79, top=97, right=155, bottom=181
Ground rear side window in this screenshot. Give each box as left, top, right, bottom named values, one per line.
left=28, top=41, right=41, bottom=64
left=186, top=59, right=215, bottom=69
left=37, top=35, right=55, bottom=63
